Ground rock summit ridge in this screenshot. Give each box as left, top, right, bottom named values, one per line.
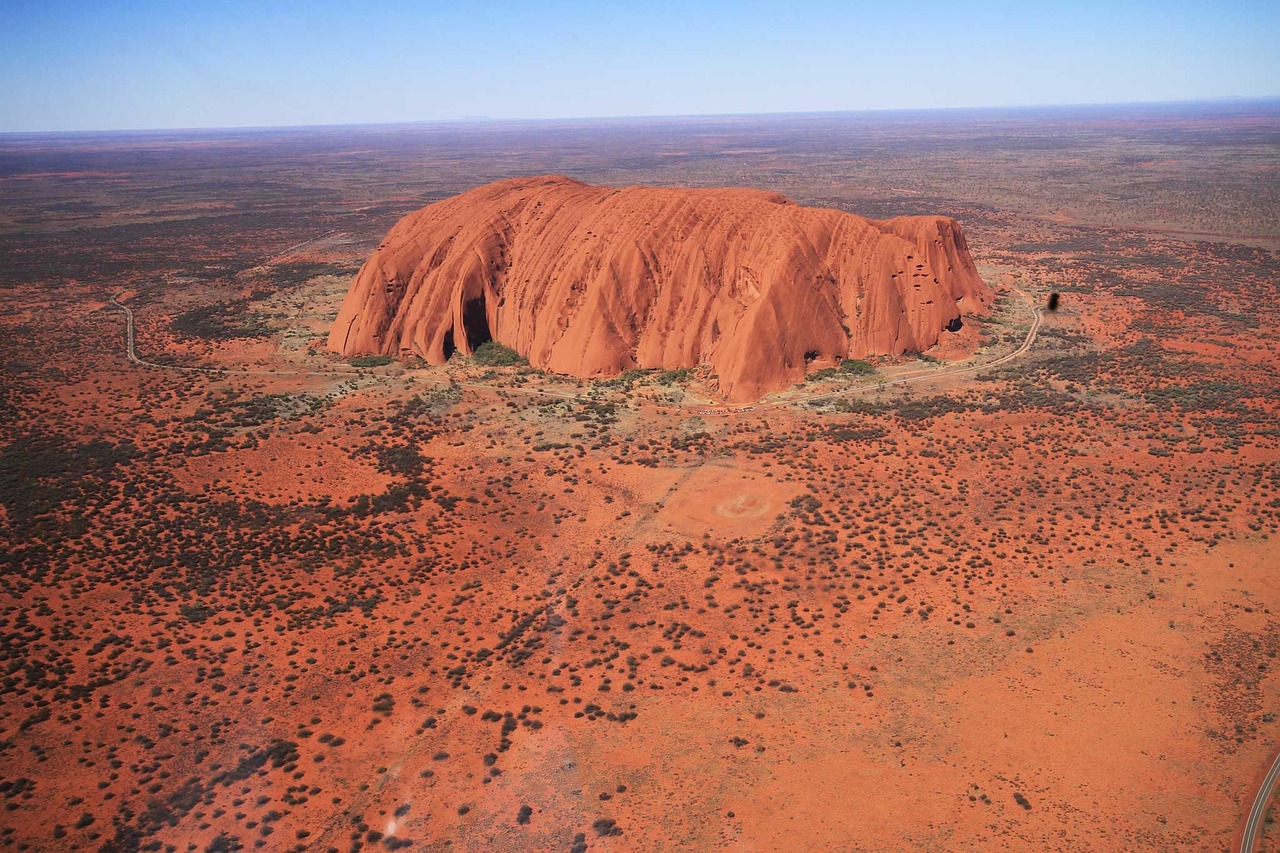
left=329, top=175, right=991, bottom=401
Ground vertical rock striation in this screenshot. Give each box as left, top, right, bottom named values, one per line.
left=329, top=176, right=991, bottom=401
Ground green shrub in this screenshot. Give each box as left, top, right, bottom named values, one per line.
left=592, top=818, right=622, bottom=837
left=349, top=355, right=393, bottom=368
left=180, top=604, right=216, bottom=624
left=839, top=359, right=876, bottom=375
left=471, top=341, right=526, bottom=366
left=821, top=398, right=885, bottom=415
left=172, top=301, right=274, bottom=340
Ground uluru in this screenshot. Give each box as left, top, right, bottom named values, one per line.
left=328, top=175, right=992, bottom=401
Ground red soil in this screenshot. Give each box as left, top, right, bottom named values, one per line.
left=3, top=111, right=1279, bottom=852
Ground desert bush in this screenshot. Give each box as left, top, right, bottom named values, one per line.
left=375, top=446, right=424, bottom=477
left=228, top=393, right=326, bottom=427
left=349, top=354, right=393, bottom=368
left=402, top=385, right=461, bottom=415
left=840, top=358, right=876, bottom=375
left=471, top=341, right=526, bottom=366
left=592, top=817, right=622, bottom=837
left=265, top=261, right=359, bottom=287
left=180, top=604, right=216, bottom=624
left=172, top=301, right=273, bottom=340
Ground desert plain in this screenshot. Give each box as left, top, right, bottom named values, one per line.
left=1, top=101, right=1278, bottom=851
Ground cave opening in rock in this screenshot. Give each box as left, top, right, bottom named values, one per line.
left=462, top=296, right=493, bottom=350
left=945, top=316, right=963, bottom=332
left=442, top=329, right=456, bottom=361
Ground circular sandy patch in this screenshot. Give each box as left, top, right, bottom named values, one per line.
left=716, top=494, right=771, bottom=519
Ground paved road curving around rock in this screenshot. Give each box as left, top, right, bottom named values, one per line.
left=1239, top=747, right=1280, bottom=852
left=111, top=293, right=225, bottom=374
left=109, top=282, right=1043, bottom=416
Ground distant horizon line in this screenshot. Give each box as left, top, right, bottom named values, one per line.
left=3, top=94, right=1278, bottom=137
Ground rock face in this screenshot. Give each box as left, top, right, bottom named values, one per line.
left=329, top=176, right=992, bottom=402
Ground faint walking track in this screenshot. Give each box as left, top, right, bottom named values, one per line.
left=1238, top=746, right=1280, bottom=852
left=109, top=280, right=1042, bottom=415
left=262, top=229, right=339, bottom=263
left=768, top=284, right=1042, bottom=410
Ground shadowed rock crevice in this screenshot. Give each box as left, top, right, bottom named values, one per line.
left=462, top=296, right=492, bottom=351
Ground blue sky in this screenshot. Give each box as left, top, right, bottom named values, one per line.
left=1, top=0, right=1277, bottom=131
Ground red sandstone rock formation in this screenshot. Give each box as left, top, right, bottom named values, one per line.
left=328, top=176, right=991, bottom=401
